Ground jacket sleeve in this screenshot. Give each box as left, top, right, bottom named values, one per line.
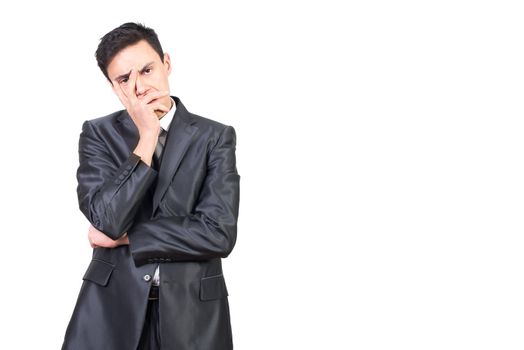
left=127, top=125, right=240, bottom=265
left=76, top=120, right=159, bottom=240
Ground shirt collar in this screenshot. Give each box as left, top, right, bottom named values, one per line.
left=159, top=97, right=176, bottom=131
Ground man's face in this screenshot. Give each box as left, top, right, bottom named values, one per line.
left=107, top=39, right=172, bottom=118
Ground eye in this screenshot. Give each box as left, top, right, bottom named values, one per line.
left=144, top=68, right=152, bottom=74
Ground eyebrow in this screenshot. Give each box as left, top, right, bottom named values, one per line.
left=114, top=61, right=155, bottom=82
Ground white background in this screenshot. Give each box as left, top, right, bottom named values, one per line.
left=0, top=0, right=523, bottom=349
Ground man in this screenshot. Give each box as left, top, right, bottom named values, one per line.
left=61, top=22, right=240, bottom=350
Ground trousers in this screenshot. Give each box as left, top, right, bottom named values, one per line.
left=137, top=285, right=161, bottom=349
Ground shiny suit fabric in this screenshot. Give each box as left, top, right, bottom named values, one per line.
left=61, top=96, right=240, bottom=350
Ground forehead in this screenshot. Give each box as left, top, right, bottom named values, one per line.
left=107, top=40, right=161, bottom=78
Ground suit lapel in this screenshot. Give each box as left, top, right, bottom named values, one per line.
left=152, top=97, right=197, bottom=214
left=116, top=96, right=198, bottom=216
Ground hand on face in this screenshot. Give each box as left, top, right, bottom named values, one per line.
left=112, top=68, right=171, bottom=136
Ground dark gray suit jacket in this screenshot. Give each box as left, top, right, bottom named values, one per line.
left=62, top=96, right=240, bottom=350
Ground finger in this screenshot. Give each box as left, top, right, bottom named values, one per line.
left=125, top=69, right=138, bottom=103
left=148, top=102, right=170, bottom=113
left=102, top=235, right=118, bottom=247
left=141, top=90, right=170, bottom=105
left=103, top=238, right=117, bottom=248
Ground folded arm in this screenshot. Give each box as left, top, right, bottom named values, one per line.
left=127, top=125, right=240, bottom=265
left=76, top=120, right=158, bottom=240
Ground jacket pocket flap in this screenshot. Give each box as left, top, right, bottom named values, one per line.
left=200, top=274, right=229, bottom=301
left=82, top=258, right=115, bottom=287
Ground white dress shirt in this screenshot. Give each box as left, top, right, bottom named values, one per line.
left=151, top=96, right=176, bottom=286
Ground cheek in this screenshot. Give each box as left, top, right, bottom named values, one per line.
left=151, top=76, right=165, bottom=89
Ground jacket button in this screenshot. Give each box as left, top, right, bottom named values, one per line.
left=143, top=274, right=151, bottom=282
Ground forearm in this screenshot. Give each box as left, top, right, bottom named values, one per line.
left=77, top=120, right=158, bottom=240
left=127, top=125, right=240, bottom=265
left=127, top=205, right=238, bottom=265
left=79, top=152, right=158, bottom=239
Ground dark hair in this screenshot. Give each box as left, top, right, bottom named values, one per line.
left=95, top=22, right=164, bottom=85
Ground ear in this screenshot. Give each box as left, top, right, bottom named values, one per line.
left=163, top=53, right=172, bottom=75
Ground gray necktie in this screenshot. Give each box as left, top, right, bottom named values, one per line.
left=152, top=127, right=168, bottom=171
